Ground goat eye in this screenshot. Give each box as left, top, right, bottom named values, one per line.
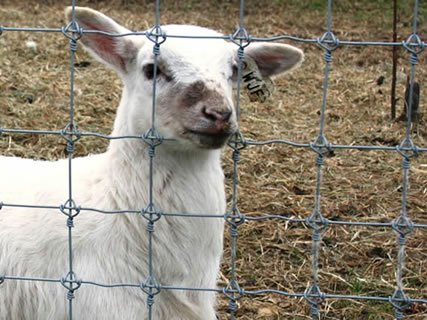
left=143, top=63, right=162, bottom=80
left=233, top=65, right=239, bottom=75
left=229, top=65, right=239, bottom=82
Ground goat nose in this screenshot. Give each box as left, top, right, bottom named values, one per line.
left=203, top=107, right=232, bottom=123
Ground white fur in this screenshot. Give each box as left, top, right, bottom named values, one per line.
left=0, top=7, right=303, bottom=320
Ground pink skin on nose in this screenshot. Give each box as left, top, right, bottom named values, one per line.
left=203, top=107, right=232, bottom=132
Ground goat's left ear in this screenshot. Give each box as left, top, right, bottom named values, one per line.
left=65, top=6, right=144, bottom=75
left=244, top=43, right=304, bottom=77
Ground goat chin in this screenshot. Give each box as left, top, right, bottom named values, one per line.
left=0, top=6, right=303, bottom=319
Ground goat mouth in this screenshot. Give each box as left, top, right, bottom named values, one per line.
left=186, top=129, right=234, bottom=149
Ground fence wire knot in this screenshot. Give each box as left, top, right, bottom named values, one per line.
left=230, top=27, right=252, bottom=50
left=146, top=295, right=155, bottom=307
left=66, top=142, right=75, bottom=154
left=69, top=40, right=78, bottom=52
left=397, top=138, right=418, bottom=161
left=232, top=150, right=241, bottom=162
left=61, top=123, right=81, bottom=146
left=0, top=201, right=3, bottom=211
left=316, top=154, right=324, bottom=166
left=67, top=291, right=75, bottom=301
left=141, top=204, right=162, bottom=224
left=317, top=31, right=340, bottom=53
left=409, top=52, right=418, bottom=65
left=62, top=21, right=83, bottom=42
left=61, top=271, right=82, bottom=293
left=237, top=46, right=245, bottom=60
left=146, top=25, right=167, bottom=48
left=306, top=210, right=328, bottom=232
left=401, top=157, right=410, bottom=170
left=323, top=51, right=332, bottom=63
left=153, top=44, right=161, bottom=56
left=140, top=276, right=161, bottom=297
left=60, top=199, right=81, bottom=221
left=0, top=276, right=4, bottom=285
left=310, top=135, right=331, bottom=156
left=143, top=128, right=163, bottom=152
left=0, top=25, right=3, bottom=36
left=389, top=288, right=410, bottom=316
left=403, top=33, right=425, bottom=56
left=392, top=215, right=414, bottom=238
left=227, top=131, right=247, bottom=152
left=228, top=299, right=238, bottom=312
left=66, top=217, right=74, bottom=228
left=223, top=279, right=244, bottom=302
left=304, top=284, right=325, bottom=307
left=312, top=229, right=322, bottom=242
left=224, top=207, right=245, bottom=227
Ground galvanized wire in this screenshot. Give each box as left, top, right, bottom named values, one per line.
left=0, top=0, right=426, bottom=319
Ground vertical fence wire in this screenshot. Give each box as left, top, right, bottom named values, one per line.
left=0, top=0, right=426, bottom=319
left=223, top=0, right=249, bottom=317
left=390, top=0, right=422, bottom=318
left=63, top=2, right=80, bottom=319
left=142, top=0, right=164, bottom=318
left=303, top=0, right=336, bottom=317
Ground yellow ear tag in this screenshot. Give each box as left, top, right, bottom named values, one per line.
left=241, top=56, right=274, bottom=103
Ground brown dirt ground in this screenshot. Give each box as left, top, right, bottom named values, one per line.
left=0, top=1, right=426, bottom=319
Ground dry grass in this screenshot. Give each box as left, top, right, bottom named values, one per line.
left=0, top=0, right=426, bottom=319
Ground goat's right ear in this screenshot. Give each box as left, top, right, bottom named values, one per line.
left=65, top=7, right=144, bottom=74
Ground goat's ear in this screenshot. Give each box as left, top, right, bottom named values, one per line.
left=244, top=43, right=304, bottom=78
left=65, top=7, right=144, bottom=74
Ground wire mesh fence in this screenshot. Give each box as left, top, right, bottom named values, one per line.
left=0, top=0, right=426, bottom=319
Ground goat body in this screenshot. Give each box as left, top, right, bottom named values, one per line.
left=0, top=7, right=303, bottom=320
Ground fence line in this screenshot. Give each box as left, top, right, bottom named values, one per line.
left=0, top=0, right=426, bottom=319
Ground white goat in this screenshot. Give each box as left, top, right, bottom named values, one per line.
left=0, top=7, right=303, bottom=320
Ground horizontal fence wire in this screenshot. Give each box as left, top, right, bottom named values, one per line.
left=2, top=25, right=427, bottom=48
left=0, top=0, right=426, bottom=319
